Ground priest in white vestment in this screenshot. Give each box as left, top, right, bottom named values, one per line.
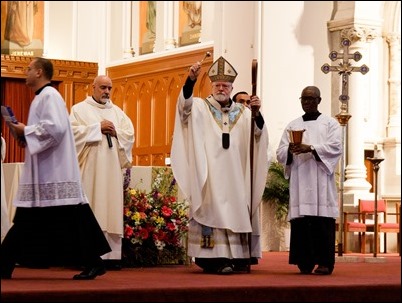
left=70, top=75, right=134, bottom=267
left=276, top=86, right=342, bottom=275
left=171, top=56, right=269, bottom=274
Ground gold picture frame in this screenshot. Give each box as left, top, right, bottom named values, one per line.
left=1, top=1, right=44, bottom=57
left=179, top=1, right=201, bottom=47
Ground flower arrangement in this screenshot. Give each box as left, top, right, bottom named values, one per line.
left=122, top=167, right=189, bottom=267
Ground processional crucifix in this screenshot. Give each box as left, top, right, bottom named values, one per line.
left=321, top=38, right=369, bottom=256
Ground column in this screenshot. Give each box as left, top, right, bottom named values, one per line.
left=385, top=33, right=401, bottom=139
left=341, top=27, right=377, bottom=194
left=123, top=1, right=135, bottom=58
left=164, top=1, right=177, bottom=50
left=383, top=32, right=401, bottom=197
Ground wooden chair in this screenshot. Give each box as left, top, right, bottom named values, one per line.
left=378, top=201, right=400, bottom=253
left=343, top=199, right=399, bottom=254
left=343, top=205, right=366, bottom=253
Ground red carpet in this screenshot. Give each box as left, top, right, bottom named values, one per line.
left=1, top=252, right=400, bottom=302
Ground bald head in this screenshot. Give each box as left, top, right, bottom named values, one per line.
left=301, top=86, right=321, bottom=99
left=93, top=75, right=112, bottom=86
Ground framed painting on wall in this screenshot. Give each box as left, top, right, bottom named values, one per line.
left=179, top=1, right=201, bottom=47
left=139, top=1, right=156, bottom=55
left=1, top=1, right=44, bottom=57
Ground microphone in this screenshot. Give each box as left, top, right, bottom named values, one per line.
left=106, top=134, right=113, bottom=148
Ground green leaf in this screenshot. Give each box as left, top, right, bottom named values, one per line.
left=262, top=161, right=289, bottom=221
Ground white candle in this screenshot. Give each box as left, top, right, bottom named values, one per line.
left=374, top=144, right=380, bottom=158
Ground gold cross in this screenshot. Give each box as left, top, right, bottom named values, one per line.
left=321, top=39, right=370, bottom=257
left=321, top=39, right=369, bottom=124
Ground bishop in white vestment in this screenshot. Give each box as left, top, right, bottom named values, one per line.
left=171, top=57, right=269, bottom=274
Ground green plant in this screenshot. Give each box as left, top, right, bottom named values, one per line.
left=262, top=161, right=290, bottom=221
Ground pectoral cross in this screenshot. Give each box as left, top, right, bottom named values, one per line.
left=321, top=38, right=369, bottom=125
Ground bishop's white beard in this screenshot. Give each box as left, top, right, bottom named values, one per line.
left=213, top=93, right=228, bottom=103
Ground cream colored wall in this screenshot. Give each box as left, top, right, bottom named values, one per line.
left=109, top=2, right=124, bottom=64
left=45, top=1, right=74, bottom=59
left=45, top=1, right=107, bottom=70
left=209, top=2, right=258, bottom=95
left=260, top=1, right=333, bottom=160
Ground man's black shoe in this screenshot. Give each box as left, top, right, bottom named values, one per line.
left=1, top=273, right=12, bottom=279
left=73, top=266, right=106, bottom=280
left=314, top=265, right=331, bottom=275
left=298, top=263, right=314, bottom=274
left=300, top=269, right=312, bottom=274
left=103, top=259, right=122, bottom=270
left=1, top=264, right=15, bottom=279
left=233, top=264, right=248, bottom=272
left=250, top=257, right=258, bottom=265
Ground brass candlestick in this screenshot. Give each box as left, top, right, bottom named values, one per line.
left=366, top=155, right=384, bottom=257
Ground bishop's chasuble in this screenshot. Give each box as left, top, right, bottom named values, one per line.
left=171, top=91, right=269, bottom=259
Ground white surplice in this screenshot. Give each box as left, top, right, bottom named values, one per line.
left=171, top=92, right=269, bottom=259
left=1, top=135, right=11, bottom=242
left=14, top=87, right=89, bottom=208
left=70, top=97, right=134, bottom=259
left=276, top=114, right=342, bottom=221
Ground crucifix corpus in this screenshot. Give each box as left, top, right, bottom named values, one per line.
left=321, top=38, right=369, bottom=256
left=321, top=38, right=369, bottom=125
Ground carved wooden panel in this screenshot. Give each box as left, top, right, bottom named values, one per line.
left=1, top=49, right=214, bottom=167
left=0, top=78, right=31, bottom=162
left=1, top=55, right=98, bottom=163
left=107, top=46, right=213, bottom=166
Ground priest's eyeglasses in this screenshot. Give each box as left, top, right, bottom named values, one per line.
left=299, top=96, right=317, bottom=102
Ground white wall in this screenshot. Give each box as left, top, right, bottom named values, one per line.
left=259, top=1, right=333, bottom=159
left=210, top=2, right=258, bottom=95
left=45, top=1, right=74, bottom=59
left=42, top=1, right=400, bottom=203
left=45, top=1, right=106, bottom=66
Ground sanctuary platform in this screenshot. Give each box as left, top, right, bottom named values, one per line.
left=1, top=252, right=400, bottom=302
